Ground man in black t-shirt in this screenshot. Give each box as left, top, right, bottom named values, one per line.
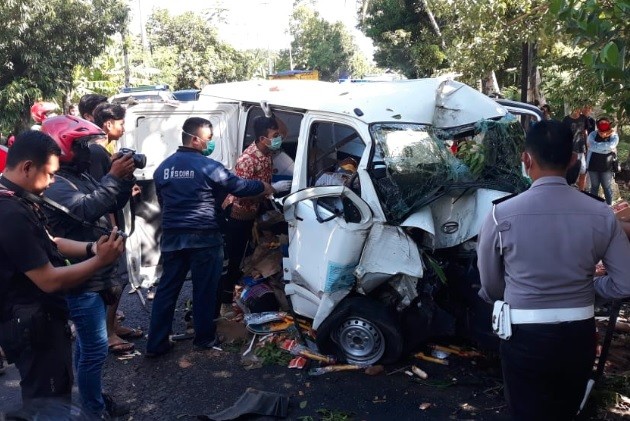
left=0, top=131, right=123, bottom=410
left=562, top=107, right=588, bottom=190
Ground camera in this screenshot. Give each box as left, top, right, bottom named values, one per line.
left=119, top=148, right=147, bottom=169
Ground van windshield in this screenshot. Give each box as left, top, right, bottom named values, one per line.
left=369, top=117, right=529, bottom=223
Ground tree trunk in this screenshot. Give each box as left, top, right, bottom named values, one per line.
left=482, top=71, right=500, bottom=95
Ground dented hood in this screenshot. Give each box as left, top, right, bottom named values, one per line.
left=433, top=79, right=507, bottom=129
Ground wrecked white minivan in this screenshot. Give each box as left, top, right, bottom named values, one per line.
left=120, top=79, right=537, bottom=365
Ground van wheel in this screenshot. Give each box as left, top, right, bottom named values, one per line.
left=317, top=296, right=403, bottom=365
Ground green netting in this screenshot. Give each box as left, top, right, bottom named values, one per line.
left=371, top=115, right=531, bottom=224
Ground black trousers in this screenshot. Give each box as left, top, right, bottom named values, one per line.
left=219, top=216, right=255, bottom=304
left=500, top=318, right=596, bottom=421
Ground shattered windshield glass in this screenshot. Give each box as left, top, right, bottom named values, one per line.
left=370, top=116, right=530, bottom=223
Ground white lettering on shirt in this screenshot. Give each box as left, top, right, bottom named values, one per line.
left=164, top=166, right=194, bottom=180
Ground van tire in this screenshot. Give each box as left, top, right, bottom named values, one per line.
left=316, top=296, right=403, bottom=365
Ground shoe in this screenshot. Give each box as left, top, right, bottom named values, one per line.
left=145, top=340, right=175, bottom=358
left=102, top=393, right=130, bottom=418
left=193, top=336, right=223, bottom=351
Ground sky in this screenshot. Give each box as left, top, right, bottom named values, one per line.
left=130, top=0, right=373, bottom=57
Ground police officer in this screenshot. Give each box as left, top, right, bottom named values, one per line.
left=0, top=131, right=123, bottom=409
left=477, top=120, right=630, bottom=420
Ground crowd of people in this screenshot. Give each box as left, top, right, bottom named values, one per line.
left=0, top=93, right=629, bottom=421
left=539, top=103, right=621, bottom=205
left=0, top=95, right=288, bottom=418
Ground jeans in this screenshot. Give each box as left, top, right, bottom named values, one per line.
left=589, top=170, right=614, bottom=205
left=147, top=244, right=224, bottom=353
left=67, top=291, right=108, bottom=416
left=500, top=319, right=595, bottom=421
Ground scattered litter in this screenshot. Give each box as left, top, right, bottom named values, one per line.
left=299, top=400, right=308, bottom=409
left=364, top=365, right=385, bottom=376
left=431, top=349, right=449, bottom=360
left=411, top=366, right=428, bottom=379
left=242, top=334, right=258, bottom=357
left=404, top=370, right=414, bottom=377
left=387, top=366, right=410, bottom=376
left=116, top=350, right=141, bottom=361
left=419, top=403, right=432, bottom=410
left=429, top=344, right=482, bottom=358
left=280, top=340, right=336, bottom=365
left=201, top=388, right=288, bottom=420
left=308, top=365, right=363, bottom=376
left=245, top=312, right=287, bottom=326
left=288, top=356, right=308, bottom=369
left=415, top=352, right=449, bottom=365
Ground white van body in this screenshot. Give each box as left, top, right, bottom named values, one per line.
left=120, top=79, right=536, bottom=364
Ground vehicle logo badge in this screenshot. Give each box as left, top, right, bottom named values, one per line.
left=441, top=221, right=459, bottom=234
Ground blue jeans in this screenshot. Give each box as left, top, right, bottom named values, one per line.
left=589, top=170, right=614, bottom=205
left=66, top=291, right=108, bottom=416
left=147, top=245, right=224, bottom=353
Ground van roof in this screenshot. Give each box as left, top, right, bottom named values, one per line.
left=199, top=78, right=507, bottom=128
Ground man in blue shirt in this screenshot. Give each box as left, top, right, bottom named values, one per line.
left=146, top=117, right=272, bottom=357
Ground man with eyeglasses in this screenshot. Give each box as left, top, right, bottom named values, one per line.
left=146, top=117, right=273, bottom=357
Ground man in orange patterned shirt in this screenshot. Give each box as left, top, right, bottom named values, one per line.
left=219, top=116, right=290, bottom=316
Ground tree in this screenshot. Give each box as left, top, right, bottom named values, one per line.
left=359, top=0, right=446, bottom=78
left=285, top=5, right=371, bottom=81
left=146, top=9, right=263, bottom=89
left=553, top=0, right=630, bottom=121
left=0, top=0, right=128, bottom=134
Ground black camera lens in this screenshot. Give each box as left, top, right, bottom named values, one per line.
left=133, top=153, right=147, bottom=169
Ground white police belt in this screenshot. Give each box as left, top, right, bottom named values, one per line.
left=510, top=305, right=594, bottom=324
left=492, top=302, right=594, bottom=340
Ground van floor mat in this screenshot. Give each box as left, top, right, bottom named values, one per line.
left=200, top=388, right=289, bottom=420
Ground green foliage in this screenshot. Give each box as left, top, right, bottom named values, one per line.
left=553, top=0, right=630, bottom=121
left=254, top=342, right=292, bottom=366
left=146, top=9, right=264, bottom=89
left=286, top=5, right=372, bottom=81
left=0, top=0, right=129, bottom=133
left=360, top=0, right=446, bottom=78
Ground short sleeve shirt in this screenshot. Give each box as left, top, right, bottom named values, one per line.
left=0, top=193, right=68, bottom=320
left=222, top=142, right=272, bottom=220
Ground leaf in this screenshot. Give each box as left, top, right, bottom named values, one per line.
left=299, top=400, right=308, bottom=409
left=582, top=52, right=595, bottom=66
left=549, top=0, right=565, bottom=15
left=424, top=254, right=447, bottom=285
left=602, top=41, right=620, bottom=65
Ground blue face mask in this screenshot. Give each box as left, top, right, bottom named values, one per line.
left=268, top=136, right=283, bottom=151
left=202, top=140, right=215, bottom=156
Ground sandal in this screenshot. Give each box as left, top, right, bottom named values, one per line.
left=117, top=327, right=143, bottom=339
left=108, top=341, right=135, bottom=355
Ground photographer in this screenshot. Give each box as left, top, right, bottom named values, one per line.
left=0, top=131, right=123, bottom=410
left=92, top=103, right=144, bottom=355
left=41, top=116, right=135, bottom=418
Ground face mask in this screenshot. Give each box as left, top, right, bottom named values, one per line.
left=268, top=136, right=283, bottom=151
left=202, top=140, right=215, bottom=156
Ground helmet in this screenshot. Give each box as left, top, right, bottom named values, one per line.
left=0, top=145, right=7, bottom=173
left=30, top=101, right=59, bottom=123
left=41, top=115, right=105, bottom=162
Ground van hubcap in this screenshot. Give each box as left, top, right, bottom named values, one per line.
left=337, top=317, right=385, bottom=365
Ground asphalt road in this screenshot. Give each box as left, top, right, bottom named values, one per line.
left=0, top=282, right=532, bottom=420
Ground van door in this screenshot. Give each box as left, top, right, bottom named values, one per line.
left=120, top=101, right=240, bottom=288
left=282, top=116, right=374, bottom=327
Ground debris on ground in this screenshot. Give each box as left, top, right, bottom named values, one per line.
left=415, top=352, right=449, bottom=365
left=419, top=402, right=432, bottom=410
left=308, top=365, right=363, bottom=376
left=411, top=366, right=428, bottom=379
left=201, top=388, right=289, bottom=420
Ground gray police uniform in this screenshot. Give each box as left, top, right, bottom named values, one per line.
left=477, top=176, right=630, bottom=420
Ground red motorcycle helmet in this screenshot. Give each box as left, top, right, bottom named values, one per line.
left=30, top=101, right=59, bottom=124
left=0, top=145, right=8, bottom=173
left=41, top=115, right=105, bottom=162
